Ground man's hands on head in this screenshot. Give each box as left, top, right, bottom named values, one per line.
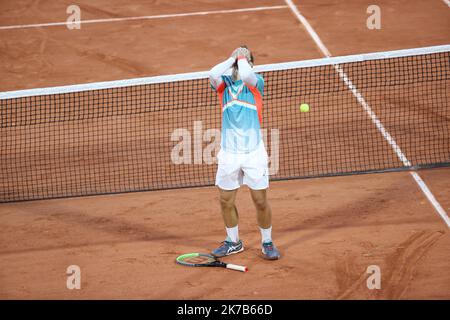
left=231, top=47, right=251, bottom=63
left=236, top=47, right=250, bottom=60
left=231, top=47, right=240, bottom=60
left=228, top=46, right=256, bottom=84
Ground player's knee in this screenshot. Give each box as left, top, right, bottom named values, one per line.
left=219, top=195, right=235, bottom=210
left=253, top=197, right=268, bottom=211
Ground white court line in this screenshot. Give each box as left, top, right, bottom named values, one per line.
left=0, top=5, right=288, bottom=30
left=283, top=0, right=331, bottom=57
left=333, top=66, right=412, bottom=167
left=284, top=0, right=450, bottom=228
left=410, top=172, right=450, bottom=227
left=443, top=0, right=450, bottom=8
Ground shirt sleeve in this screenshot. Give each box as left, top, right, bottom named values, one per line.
left=255, top=74, right=264, bottom=96
left=210, top=75, right=227, bottom=93
left=209, top=57, right=234, bottom=92
left=237, top=57, right=258, bottom=88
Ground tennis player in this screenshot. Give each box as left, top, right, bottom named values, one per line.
left=208, top=46, right=280, bottom=260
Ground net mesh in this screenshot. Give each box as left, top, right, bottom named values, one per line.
left=1, top=47, right=449, bottom=202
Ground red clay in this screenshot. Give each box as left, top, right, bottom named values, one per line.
left=0, top=0, right=449, bottom=299
left=0, top=170, right=449, bottom=299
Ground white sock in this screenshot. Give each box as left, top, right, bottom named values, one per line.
left=226, top=225, right=239, bottom=243
left=260, top=226, right=272, bottom=244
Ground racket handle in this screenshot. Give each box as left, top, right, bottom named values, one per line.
left=226, top=263, right=248, bottom=272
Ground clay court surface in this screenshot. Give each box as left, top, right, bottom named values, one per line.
left=0, top=0, right=449, bottom=299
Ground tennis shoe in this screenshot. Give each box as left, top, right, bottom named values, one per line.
left=211, top=239, right=244, bottom=257
left=262, top=241, right=280, bottom=260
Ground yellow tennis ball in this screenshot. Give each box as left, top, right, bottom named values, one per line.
left=300, top=103, right=310, bottom=112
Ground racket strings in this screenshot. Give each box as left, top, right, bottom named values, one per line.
left=185, top=256, right=212, bottom=264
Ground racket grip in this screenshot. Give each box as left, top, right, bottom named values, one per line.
left=226, top=263, right=248, bottom=272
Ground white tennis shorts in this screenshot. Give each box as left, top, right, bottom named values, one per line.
left=215, top=142, right=269, bottom=190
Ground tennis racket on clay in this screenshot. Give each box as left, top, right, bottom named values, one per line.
left=176, top=253, right=248, bottom=272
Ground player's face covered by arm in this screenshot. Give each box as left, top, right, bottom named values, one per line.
left=232, top=47, right=257, bottom=87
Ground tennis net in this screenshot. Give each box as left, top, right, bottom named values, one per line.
left=1, top=45, right=449, bottom=202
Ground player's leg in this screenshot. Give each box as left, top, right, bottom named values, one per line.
left=243, top=143, right=280, bottom=260
left=211, top=188, right=244, bottom=257
left=249, top=188, right=280, bottom=260
left=249, top=188, right=272, bottom=230
left=212, top=148, right=244, bottom=257
left=219, top=188, right=239, bottom=228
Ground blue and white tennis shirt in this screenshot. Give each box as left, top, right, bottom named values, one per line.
left=212, top=74, right=264, bottom=154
